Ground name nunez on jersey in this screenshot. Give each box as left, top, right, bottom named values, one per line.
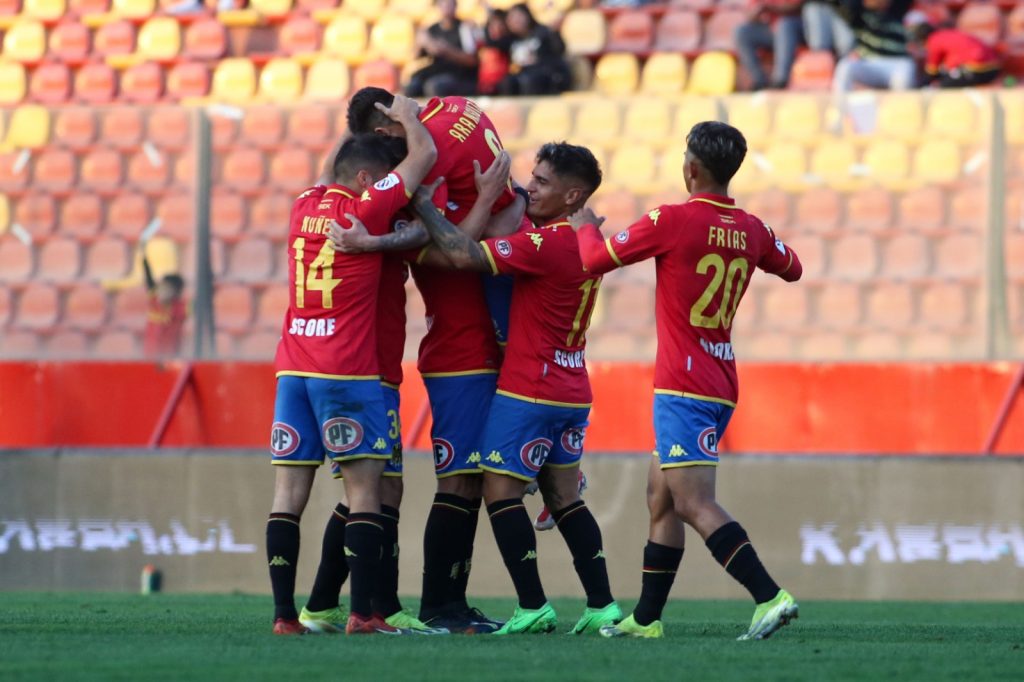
left=288, top=317, right=337, bottom=338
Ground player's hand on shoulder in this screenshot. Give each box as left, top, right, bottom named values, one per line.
left=376, top=94, right=419, bottom=124
left=474, top=151, right=511, bottom=202
left=412, top=176, right=445, bottom=209
left=568, top=206, right=605, bottom=232
left=328, top=214, right=370, bottom=253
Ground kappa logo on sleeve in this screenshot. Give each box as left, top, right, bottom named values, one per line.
left=529, top=233, right=544, bottom=250
left=373, top=173, right=400, bottom=191
left=496, top=239, right=512, bottom=258
left=647, top=208, right=661, bottom=225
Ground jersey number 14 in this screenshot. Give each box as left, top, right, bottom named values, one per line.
left=292, top=237, right=342, bottom=309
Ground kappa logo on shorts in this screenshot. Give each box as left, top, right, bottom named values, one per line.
left=614, top=230, right=629, bottom=244
left=496, top=239, right=512, bottom=258
left=322, top=417, right=364, bottom=453
left=560, top=428, right=585, bottom=456
left=270, top=422, right=300, bottom=457
left=520, top=438, right=553, bottom=473
left=698, top=427, right=718, bottom=457
left=432, top=438, right=455, bottom=471
left=373, top=173, right=400, bottom=191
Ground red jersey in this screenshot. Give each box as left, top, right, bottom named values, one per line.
left=577, top=194, right=802, bottom=406
left=924, top=29, right=999, bottom=74
left=143, top=296, right=186, bottom=357
left=480, top=220, right=598, bottom=406
left=275, top=173, right=410, bottom=379
left=378, top=252, right=407, bottom=387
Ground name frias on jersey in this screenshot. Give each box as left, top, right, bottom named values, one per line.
left=288, top=317, right=337, bottom=337
left=707, top=224, right=747, bottom=251
left=446, top=99, right=484, bottom=142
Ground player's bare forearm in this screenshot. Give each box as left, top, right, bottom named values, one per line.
left=386, top=96, right=438, bottom=190
left=369, top=223, right=429, bottom=252
left=460, top=151, right=515, bottom=240
left=412, top=195, right=490, bottom=272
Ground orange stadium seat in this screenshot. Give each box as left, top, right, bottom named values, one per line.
left=74, top=62, right=117, bottom=103
left=101, top=107, right=144, bottom=149
left=560, top=8, right=606, bottom=56
left=237, top=331, right=280, bottom=358
left=0, top=152, right=29, bottom=193
left=16, top=284, right=59, bottom=330
left=183, top=18, right=228, bottom=60
left=33, top=148, right=76, bottom=192
left=80, top=147, right=124, bottom=192
left=865, top=282, right=914, bottom=329
left=623, top=98, right=672, bottom=144
left=0, top=0, right=20, bottom=19
left=241, top=106, right=284, bottom=148
left=745, top=188, right=791, bottom=229
left=687, top=51, right=735, bottom=95
left=14, top=193, right=56, bottom=238
left=594, top=53, right=639, bottom=95
left=898, top=186, right=945, bottom=233
left=70, top=0, right=109, bottom=15
left=60, top=194, right=103, bottom=242
left=111, top=0, right=155, bottom=21
left=93, top=330, right=139, bottom=357
left=788, top=50, right=835, bottom=90
left=110, top=287, right=148, bottom=330
left=226, top=238, right=275, bottom=282
left=3, top=20, right=47, bottom=63
left=86, top=236, right=131, bottom=279
left=0, top=286, right=9, bottom=327
left=46, top=330, right=91, bottom=356
left=212, top=58, right=257, bottom=103
left=913, top=139, right=961, bottom=185
left=147, top=107, right=190, bottom=150
left=782, top=233, right=824, bottom=280
left=369, top=14, right=415, bottom=64
left=29, top=62, right=72, bottom=104
left=249, top=192, right=290, bottom=237
left=250, top=0, right=292, bottom=19
left=174, top=148, right=196, bottom=182
left=155, top=191, right=194, bottom=242
left=761, top=285, right=810, bottom=330
left=482, top=101, right=523, bottom=142
left=167, top=61, right=211, bottom=100
left=0, top=61, right=27, bottom=105
left=920, top=282, right=971, bottom=330
left=280, top=15, right=321, bottom=57
left=845, top=187, right=893, bottom=231
left=934, top=232, right=982, bottom=279
left=286, top=106, right=332, bottom=150
left=211, top=190, right=245, bottom=241
left=37, top=236, right=83, bottom=282
left=851, top=332, right=903, bottom=359
left=352, top=59, right=398, bottom=92
left=655, top=10, right=700, bottom=53
left=137, top=16, right=180, bottom=61
left=0, top=238, right=33, bottom=282
left=259, top=57, right=304, bottom=101
left=590, top=191, right=638, bottom=233
left=221, top=147, right=265, bottom=192
left=94, top=19, right=136, bottom=56
left=950, top=186, right=985, bottom=231
left=126, top=151, right=169, bottom=192
left=121, top=61, right=163, bottom=102
left=323, top=15, right=367, bottom=64
left=573, top=99, right=621, bottom=144
left=214, top=284, right=254, bottom=331
left=305, top=56, right=350, bottom=100
left=606, top=10, right=654, bottom=53
left=956, top=2, right=1004, bottom=45
left=270, top=148, right=313, bottom=191
left=48, top=21, right=90, bottom=64
left=906, top=332, right=954, bottom=359
left=829, top=233, right=879, bottom=280
left=880, top=232, right=930, bottom=279
left=256, top=284, right=287, bottom=328
left=640, top=52, right=687, bottom=94
left=794, top=187, right=842, bottom=233
left=702, top=8, right=744, bottom=51
left=525, top=98, right=572, bottom=142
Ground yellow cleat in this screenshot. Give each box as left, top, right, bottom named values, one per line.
left=298, top=605, right=347, bottom=634
left=599, top=613, right=663, bottom=639
left=738, top=589, right=799, bottom=641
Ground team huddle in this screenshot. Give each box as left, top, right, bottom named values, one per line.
left=265, top=87, right=805, bottom=640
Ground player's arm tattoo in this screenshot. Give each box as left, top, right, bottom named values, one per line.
left=412, top=194, right=491, bottom=272
left=328, top=217, right=428, bottom=253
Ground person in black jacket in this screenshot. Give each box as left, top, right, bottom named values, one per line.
left=406, top=0, right=480, bottom=98
left=829, top=0, right=916, bottom=92
left=497, top=3, right=571, bottom=96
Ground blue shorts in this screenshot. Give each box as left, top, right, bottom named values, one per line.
left=331, top=383, right=402, bottom=479
left=478, top=393, right=590, bottom=482
left=482, top=273, right=513, bottom=347
left=424, top=372, right=497, bottom=478
left=652, top=393, right=734, bottom=468
left=270, top=375, right=392, bottom=467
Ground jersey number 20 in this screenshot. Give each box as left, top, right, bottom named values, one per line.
left=690, top=254, right=749, bottom=330
left=292, top=237, right=342, bottom=309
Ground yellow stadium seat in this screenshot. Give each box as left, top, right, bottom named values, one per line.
left=658, top=141, right=687, bottom=186
left=561, top=9, right=606, bottom=56
left=673, top=96, right=722, bottom=138
left=761, top=141, right=807, bottom=191
left=323, top=15, right=368, bottom=65
left=250, top=0, right=293, bottom=19
left=389, top=0, right=432, bottom=21
left=341, top=0, right=386, bottom=20
left=998, top=90, right=1023, bottom=146
left=573, top=99, right=621, bottom=145
left=24, top=0, right=66, bottom=23
left=862, top=139, right=910, bottom=189
left=7, top=104, right=50, bottom=148
left=0, top=194, right=8, bottom=235
left=925, top=92, right=983, bottom=144
left=212, top=58, right=257, bottom=103
left=809, top=138, right=859, bottom=191
left=594, top=53, right=639, bottom=96
left=729, top=152, right=766, bottom=194
left=640, top=52, right=686, bottom=95
left=259, top=57, right=303, bottom=101
left=609, top=144, right=658, bottom=193
left=914, top=139, right=961, bottom=184
left=726, top=95, right=771, bottom=149
left=687, top=51, right=735, bottom=96
left=876, top=93, right=922, bottom=141
left=624, top=98, right=672, bottom=145
left=529, top=0, right=572, bottom=25
left=0, top=61, right=26, bottom=105
left=137, top=17, right=180, bottom=61
left=305, top=57, right=350, bottom=100
left=369, top=15, right=415, bottom=65
left=773, top=95, right=822, bottom=143
left=3, top=21, right=46, bottom=63
left=525, top=99, right=572, bottom=144
left=112, top=0, right=155, bottom=20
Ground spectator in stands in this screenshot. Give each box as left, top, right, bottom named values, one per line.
left=477, top=9, right=512, bottom=96
left=802, top=1, right=855, bottom=57
left=142, top=250, right=187, bottom=359
left=829, top=0, right=917, bottom=93
left=498, top=3, right=571, bottom=96
left=907, top=14, right=1001, bottom=88
left=406, top=0, right=479, bottom=98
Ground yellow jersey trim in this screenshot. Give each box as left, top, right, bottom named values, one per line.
left=326, top=187, right=357, bottom=199
left=480, top=241, right=500, bottom=275
left=545, top=461, right=582, bottom=470
left=421, top=369, right=499, bottom=378
left=436, top=469, right=483, bottom=479
left=604, top=238, right=624, bottom=267
left=420, top=100, right=445, bottom=123
left=479, top=464, right=535, bottom=482
left=688, top=197, right=736, bottom=210
left=328, top=453, right=393, bottom=462
left=654, top=389, right=737, bottom=408
left=779, top=250, right=793, bottom=275
left=277, top=371, right=380, bottom=381
left=496, top=389, right=591, bottom=409
left=415, top=245, right=432, bottom=265
left=381, top=381, right=400, bottom=390
left=661, top=461, right=719, bottom=470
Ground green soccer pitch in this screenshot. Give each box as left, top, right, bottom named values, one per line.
left=1, top=593, right=1021, bottom=681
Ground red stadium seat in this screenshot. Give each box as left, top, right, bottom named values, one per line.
left=110, top=286, right=149, bottom=331
left=53, top=107, right=96, bottom=150
left=167, top=61, right=211, bottom=100
left=61, top=194, right=103, bottom=242
left=214, top=284, right=254, bottom=331
left=793, top=188, right=842, bottom=235
left=0, top=152, right=30, bottom=194
left=69, top=0, right=109, bottom=15
left=865, top=282, right=914, bottom=329
left=100, top=107, right=145, bottom=149
left=210, top=112, right=238, bottom=151
left=0, top=286, right=10, bottom=327
left=29, top=62, right=72, bottom=104
left=745, top=189, right=791, bottom=230
left=654, top=10, right=701, bottom=53
left=226, top=238, right=275, bottom=282
left=249, top=192, right=291, bottom=238
left=46, top=330, right=90, bottom=356
left=241, top=106, right=284, bottom=148
left=48, top=21, right=90, bottom=65
left=80, top=148, right=124, bottom=193
left=829, top=233, right=879, bottom=280
left=173, top=150, right=194, bottom=187
left=280, top=14, right=321, bottom=56
left=590, top=191, right=638, bottom=234
left=106, top=191, right=151, bottom=238
left=880, top=232, right=930, bottom=280
left=94, top=19, right=136, bottom=56
left=286, top=106, right=333, bottom=150
left=85, top=236, right=131, bottom=279
left=14, top=192, right=57, bottom=239
left=0, top=239, right=34, bottom=282
left=74, top=62, right=117, bottom=104
left=93, top=330, right=140, bottom=358
left=784, top=233, right=825, bottom=280
left=950, top=186, right=986, bottom=232
left=955, top=2, right=1004, bottom=45
left=37, top=236, right=83, bottom=282
left=919, top=282, right=971, bottom=330
left=702, top=8, right=745, bottom=51
left=221, top=148, right=265, bottom=193
left=845, top=187, right=893, bottom=232
left=147, top=107, right=190, bottom=151
left=211, top=190, right=246, bottom=241
left=269, top=148, right=313, bottom=191
left=0, top=0, right=21, bottom=20
left=127, top=150, right=170, bottom=192
left=183, top=18, right=228, bottom=60
left=154, top=192, right=195, bottom=243
left=256, top=284, right=287, bottom=328
left=934, top=232, right=982, bottom=279
left=32, top=148, right=77, bottom=192
left=606, top=10, right=655, bottom=53
left=788, top=50, right=835, bottom=91
left=761, top=285, right=810, bottom=329
left=352, top=59, right=398, bottom=92
left=16, top=284, right=60, bottom=330
left=121, top=61, right=164, bottom=103
left=898, top=186, right=946, bottom=233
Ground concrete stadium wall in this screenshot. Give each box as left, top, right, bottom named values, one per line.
left=2, top=449, right=1022, bottom=601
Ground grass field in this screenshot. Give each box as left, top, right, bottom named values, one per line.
left=2, top=593, right=1021, bottom=681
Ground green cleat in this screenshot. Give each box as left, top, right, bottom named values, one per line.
left=384, top=610, right=450, bottom=635
left=570, top=602, right=624, bottom=634
left=298, top=606, right=348, bottom=634
left=492, top=603, right=558, bottom=635
left=599, top=614, right=664, bottom=639
left=738, top=589, right=799, bottom=641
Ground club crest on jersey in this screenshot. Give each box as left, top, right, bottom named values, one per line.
left=496, top=239, right=512, bottom=258
left=520, top=438, right=552, bottom=473
left=323, top=417, right=364, bottom=453
left=432, top=438, right=455, bottom=471
left=698, top=427, right=718, bottom=457
left=270, top=422, right=300, bottom=457
left=560, top=428, right=585, bottom=456
left=373, top=173, right=400, bottom=191
left=614, top=230, right=629, bottom=244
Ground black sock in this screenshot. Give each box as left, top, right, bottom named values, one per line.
left=487, top=498, right=546, bottom=610
left=706, top=521, right=780, bottom=604
left=633, top=541, right=684, bottom=626
left=305, top=504, right=349, bottom=612
left=553, top=501, right=613, bottom=608
left=266, top=512, right=301, bottom=621
left=374, top=505, right=402, bottom=617
left=420, top=493, right=473, bottom=615
left=451, top=497, right=482, bottom=609
left=345, top=513, right=385, bottom=619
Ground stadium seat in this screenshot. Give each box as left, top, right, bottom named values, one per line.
left=782, top=233, right=824, bottom=280
left=640, top=52, right=687, bottom=94
left=794, top=187, right=842, bottom=234
left=0, top=286, right=9, bottom=327
left=862, top=139, right=910, bottom=189
left=624, top=98, right=672, bottom=145
left=672, top=95, right=720, bottom=138
left=573, top=99, right=621, bottom=144
left=86, top=236, right=132, bottom=279
left=3, top=20, right=46, bottom=62
left=69, top=0, right=109, bottom=16
left=37, top=236, right=82, bottom=282
left=174, top=148, right=197, bottom=182
left=256, top=284, right=288, bottom=328
left=286, top=106, right=332, bottom=150
left=155, top=192, right=194, bottom=242
left=687, top=51, right=735, bottom=95
left=322, top=14, right=368, bottom=64
left=183, top=18, right=227, bottom=60
left=727, top=95, right=771, bottom=148
left=594, top=53, right=639, bottom=96
left=525, top=98, right=572, bottom=144
left=6, top=104, right=49, bottom=149
left=369, top=14, right=415, bottom=64
left=702, top=8, right=745, bottom=51
left=269, top=148, right=313, bottom=191
left=167, top=61, right=210, bottom=100
left=111, top=0, right=155, bottom=20
left=352, top=59, right=398, bottom=92
left=925, top=91, right=982, bottom=144
left=137, top=16, right=180, bottom=61
left=258, top=57, right=303, bottom=101
left=829, top=233, right=879, bottom=280
left=240, top=106, right=283, bottom=149
left=94, top=19, right=135, bottom=57
left=237, top=331, right=281, bottom=358
left=48, top=21, right=90, bottom=64
left=45, top=330, right=90, bottom=356
left=865, top=282, right=914, bottom=329
left=876, top=94, right=922, bottom=141
left=24, top=0, right=65, bottom=22
left=920, top=282, right=971, bottom=330
left=809, top=139, right=859, bottom=190
left=226, top=238, right=275, bottom=282
left=0, top=238, right=33, bottom=281
left=880, top=232, right=930, bottom=280
left=147, top=107, right=190, bottom=151
left=80, top=147, right=124, bottom=193
left=606, top=10, right=654, bottom=53
left=339, top=0, right=385, bottom=21
left=654, top=10, right=700, bottom=53
left=61, top=194, right=103, bottom=242
left=999, top=90, right=1023, bottom=146
left=101, top=107, right=144, bottom=149
left=214, top=284, right=254, bottom=331
left=772, top=95, right=821, bottom=144
left=482, top=100, right=523, bottom=142
left=280, top=15, right=321, bottom=57
left=305, top=56, right=350, bottom=100
left=221, top=147, right=265, bottom=192
left=761, top=285, right=810, bottom=330
left=934, top=232, right=982, bottom=279
left=210, top=189, right=245, bottom=241
left=250, top=0, right=292, bottom=19
left=0, top=61, right=26, bottom=105
left=15, top=284, right=59, bottom=330
left=126, top=151, right=169, bottom=192
left=388, top=0, right=431, bottom=20
left=913, top=139, right=961, bottom=185
left=33, top=148, right=76, bottom=192
left=788, top=50, right=835, bottom=91
left=560, top=8, right=606, bottom=56
left=110, top=286, right=148, bottom=331
left=74, top=62, right=117, bottom=103
left=746, top=188, right=792, bottom=229
left=60, top=285, right=110, bottom=332
left=211, top=58, right=257, bottom=103
left=845, top=187, right=893, bottom=232
left=955, top=2, right=1004, bottom=45
left=590, top=190, right=638, bottom=233
left=608, top=144, right=657, bottom=192
left=121, top=61, right=163, bottom=102
left=14, top=192, right=56, bottom=238
left=93, top=330, right=139, bottom=357
left=0, top=152, right=28, bottom=193
left=0, top=195, right=9, bottom=235
left=851, top=332, right=903, bottom=359
left=760, top=141, right=806, bottom=191
left=249, top=192, right=291, bottom=237
left=906, top=332, right=954, bottom=359
left=950, top=186, right=986, bottom=231
left=898, top=186, right=946, bottom=233
left=52, top=109, right=95, bottom=153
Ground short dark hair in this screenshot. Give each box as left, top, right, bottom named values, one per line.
left=908, top=22, right=934, bottom=43
left=686, top=121, right=747, bottom=185
left=161, top=273, right=184, bottom=296
left=347, top=87, right=395, bottom=135
left=508, top=2, right=537, bottom=29
left=535, top=142, right=602, bottom=198
left=333, top=134, right=398, bottom=181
